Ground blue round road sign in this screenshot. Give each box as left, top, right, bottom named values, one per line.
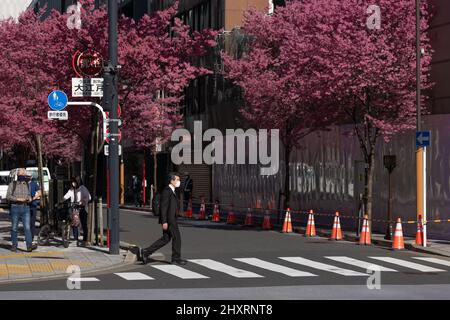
left=48, top=90, right=68, bottom=111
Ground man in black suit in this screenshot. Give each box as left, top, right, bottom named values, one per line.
left=138, top=173, right=187, bottom=265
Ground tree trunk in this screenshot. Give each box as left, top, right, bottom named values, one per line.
left=153, top=150, right=158, bottom=193
left=361, top=127, right=378, bottom=232
left=283, top=144, right=291, bottom=211
left=35, top=134, right=47, bottom=225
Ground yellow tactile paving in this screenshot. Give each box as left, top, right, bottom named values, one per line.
left=69, top=260, right=93, bottom=267
left=0, top=251, right=63, bottom=259
left=6, top=264, right=32, bottom=275
left=29, top=263, right=54, bottom=274
left=0, top=264, right=8, bottom=277
left=0, top=260, right=94, bottom=277
left=49, top=260, right=77, bottom=271
left=48, top=260, right=92, bottom=271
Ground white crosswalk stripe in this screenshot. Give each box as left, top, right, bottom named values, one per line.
left=368, top=257, right=446, bottom=272
left=233, top=258, right=318, bottom=277
left=68, top=277, right=100, bottom=282
left=325, top=256, right=398, bottom=272
left=151, top=265, right=209, bottom=279
left=279, top=257, right=368, bottom=276
left=412, top=257, right=450, bottom=267
left=189, top=259, right=264, bottom=278
left=110, top=256, right=450, bottom=281
left=114, top=272, right=154, bottom=280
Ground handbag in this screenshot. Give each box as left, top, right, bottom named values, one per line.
left=71, top=209, right=80, bottom=227
left=71, top=191, right=81, bottom=227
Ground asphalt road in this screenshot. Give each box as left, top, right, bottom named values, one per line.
left=1, top=208, right=450, bottom=299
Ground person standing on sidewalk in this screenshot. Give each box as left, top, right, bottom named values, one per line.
left=64, top=177, right=91, bottom=246
left=138, top=173, right=187, bottom=265
left=29, top=177, right=41, bottom=245
left=6, top=168, right=37, bottom=252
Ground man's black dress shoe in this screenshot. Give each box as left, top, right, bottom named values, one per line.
left=171, top=258, right=188, bottom=265
left=141, top=250, right=150, bottom=265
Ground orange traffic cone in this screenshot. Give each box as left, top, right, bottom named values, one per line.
left=282, top=208, right=293, bottom=233
left=198, top=199, right=206, bottom=220
left=256, top=199, right=262, bottom=209
left=227, top=205, right=236, bottom=224
left=244, top=208, right=253, bottom=226
left=184, top=198, right=193, bottom=218
left=211, top=203, right=220, bottom=222
left=305, top=210, right=316, bottom=237
left=415, top=215, right=424, bottom=246
left=392, top=218, right=405, bottom=250
left=358, top=214, right=372, bottom=245
left=330, top=211, right=343, bottom=241
left=262, top=210, right=272, bottom=230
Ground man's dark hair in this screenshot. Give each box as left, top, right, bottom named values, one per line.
left=167, top=172, right=180, bottom=184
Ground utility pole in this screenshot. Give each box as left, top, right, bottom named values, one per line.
left=415, top=0, right=427, bottom=247
left=104, top=0, right=120, bottom=255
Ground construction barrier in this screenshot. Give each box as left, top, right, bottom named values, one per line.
left=178, top=198, right=449, bottom=245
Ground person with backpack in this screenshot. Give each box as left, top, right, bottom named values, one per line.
left=6, top=168, right=37, bottom=252
left=29, top=177, right=41, bottom=244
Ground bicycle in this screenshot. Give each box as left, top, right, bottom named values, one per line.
left=38, top=201, right=74, bottom=248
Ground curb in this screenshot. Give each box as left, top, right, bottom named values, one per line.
left=0, top=246, right=136, bottom=285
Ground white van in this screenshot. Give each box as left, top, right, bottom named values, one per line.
left=9, top=167, right=52, bottom=195
left=0, top=171, right=9, bottom=205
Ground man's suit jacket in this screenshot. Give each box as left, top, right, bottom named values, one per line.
left=159, top=185, right=179, bottom=225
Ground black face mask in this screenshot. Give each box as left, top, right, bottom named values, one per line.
left=18, top=176, right=27, bottom=182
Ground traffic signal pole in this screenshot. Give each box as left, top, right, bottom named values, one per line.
left=105, top=0, right=120, bottom=255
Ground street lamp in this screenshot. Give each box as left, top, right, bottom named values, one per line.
left=383, top=155, right=396, bottom=240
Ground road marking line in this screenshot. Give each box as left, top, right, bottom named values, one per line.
left=189, top=259, right=264, bottom=278
left=233, top=258, right=317, bottom=277
left=115, top=272, right=154, bottom=280
left=67, top=277, right=100, bottom=282
left=369, top=257, right=446, bottom=272
left=151, top=265, right=209, bottom=279
left=325, top=256, right=398, bottom=272
left=279, top=257, right=368, bottom=276
left=411, top=257, right=450, bottom=267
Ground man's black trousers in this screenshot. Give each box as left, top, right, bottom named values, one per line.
left=144, top=223, right=181, bottom=260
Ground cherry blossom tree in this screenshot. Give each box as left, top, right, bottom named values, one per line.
left=294, top=0, right=433, bottom=220
left=223, top=0, right=433, bottom=219
left=0, top=0, right=217, bottom=167
left=222, top=6, right=337, bottom=210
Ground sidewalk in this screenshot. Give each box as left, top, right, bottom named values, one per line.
left=0, top=208, right=134, bottom=284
